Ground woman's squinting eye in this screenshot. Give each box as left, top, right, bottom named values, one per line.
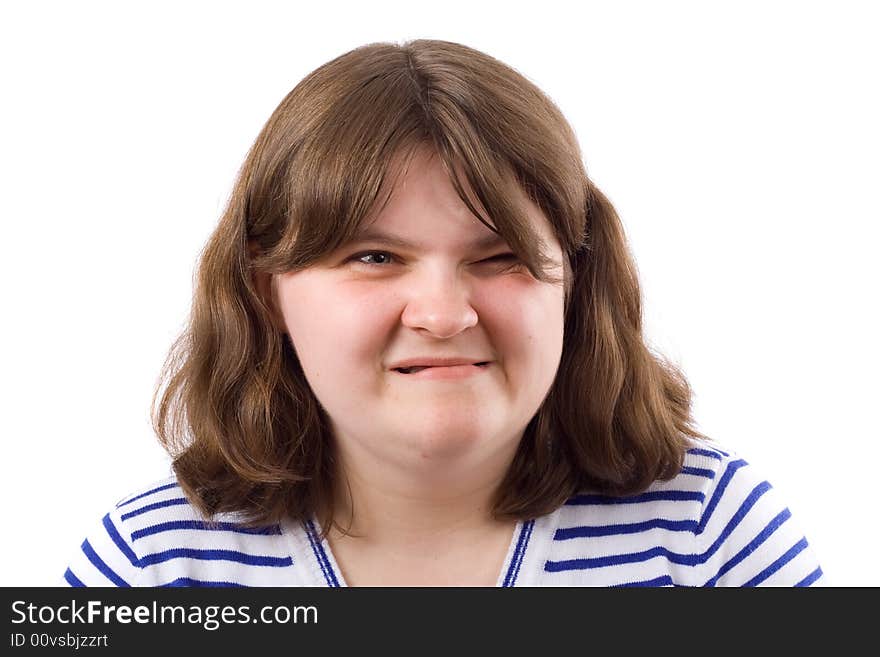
left=348, top=250, right=524, bottom=270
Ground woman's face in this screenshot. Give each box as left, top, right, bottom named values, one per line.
left=273, top=147, right=566, bottom=481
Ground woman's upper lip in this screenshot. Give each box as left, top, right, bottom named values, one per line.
left=390, top=357, right=490, bottom=369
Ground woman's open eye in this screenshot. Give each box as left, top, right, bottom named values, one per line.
left=349, top=251, right=397, bottom=266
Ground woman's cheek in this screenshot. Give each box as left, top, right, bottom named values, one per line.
left=474, top=275, right=549, bottom=321
left=333, top=286, right=402, bottom=366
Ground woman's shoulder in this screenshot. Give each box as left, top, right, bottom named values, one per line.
left=664, top=439, right=791, bottom=525
left=598, top=438, right=801, bottom=531
left=656, top=438, right=743, bottom=504
left=552, top=439, right=825, bottom=585
left=61, top=472, right=298, bottom=587
left=112, top=473, right=185, bottom=509
left=561, top=439, right=737, bottom=511
left=678, top=439, right=825, bottom=585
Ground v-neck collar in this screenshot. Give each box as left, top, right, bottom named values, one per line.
left=291, top=517, right=537, bottom=587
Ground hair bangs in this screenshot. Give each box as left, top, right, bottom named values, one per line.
left=432, top=132, right=569, bottom=296
left=252, top=68, right=429, bottom=274
left=250, top=41, right=573, bottom=300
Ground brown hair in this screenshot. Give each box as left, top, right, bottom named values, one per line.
left=152, top=39, right=707, bottom=532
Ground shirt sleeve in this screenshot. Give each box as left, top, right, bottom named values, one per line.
left=61, top=505, right=145, bottom=587
left=694, top=452, right=825, bottom=586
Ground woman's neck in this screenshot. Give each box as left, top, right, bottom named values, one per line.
left=332, top=464, right=505, bottom=542
left=319, top=428, right=524, bottom=585
left=325, top=466, right=517, bottom=586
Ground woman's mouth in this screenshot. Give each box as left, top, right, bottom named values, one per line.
left=392, top=362, right=491, bottom=379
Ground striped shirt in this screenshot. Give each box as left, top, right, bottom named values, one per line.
left=61, top=443, right=825, bottom=587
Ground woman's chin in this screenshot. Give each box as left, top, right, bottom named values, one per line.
left=394, top=420, right=503, bottom=463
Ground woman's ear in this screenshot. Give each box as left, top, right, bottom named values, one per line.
left=248, top=240, right=287, bottom=333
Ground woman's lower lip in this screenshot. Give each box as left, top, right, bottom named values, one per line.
left=393, top=364, right=491, bottom=380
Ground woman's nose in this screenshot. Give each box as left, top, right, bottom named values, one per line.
left=399, top=271, right=479, bottom=339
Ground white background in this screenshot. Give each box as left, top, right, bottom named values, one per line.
left=2, top=0, right=877, bottom=586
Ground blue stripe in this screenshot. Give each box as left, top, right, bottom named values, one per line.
left=138, top=548, right=292, bottom=567
left=702, top=508, right=792, bottom=586
left=555, top=518, right=698, bottom=540
left=680, top=466, right=715, bottom=479
left=700, top=480, right=773, bottom=557
left=63, top=568, right=85, bottom=587
left=611, top=575, right=674, bottom=587
left=120, top=497, right=190, bottom=521
left=511, top=520, right=535, bottom=586
left=566, top=490, right=705, bottom=506
left=132, top=520, right=282, bottom=541
left=160, top=577, right=247, bottom=588
left=81, top=539, right=130, bottom=587
left=697, top=459, right=749, bottom=533
left=546, top=545, right=665, bottom=572
left=545, top=480, right=772, bottom=573
left=303, top=522, right=330, bottom=583
left=103, top=513, right=141, bottom=567
left=503, top=521, right=530, bottom=587
left=687, top=447, right=727, bottom=459
left=117, top=482, right=180, bottom=508
left=796, top=566, right=823, bottom=587
left=503, top=520, right=534, bottom=587
left=742, top=536, right=808, bottom=587
left=304, top=520, right=340, bottom=587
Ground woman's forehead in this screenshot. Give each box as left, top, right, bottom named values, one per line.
left=358, top=144, right=560, bottom=252
left=347, top=223, right=510, bottom=252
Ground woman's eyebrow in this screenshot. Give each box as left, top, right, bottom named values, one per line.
left=348, top=228, right=508, bottom=250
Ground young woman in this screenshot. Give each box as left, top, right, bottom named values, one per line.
left=62, top=39, right=824, bottom=587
